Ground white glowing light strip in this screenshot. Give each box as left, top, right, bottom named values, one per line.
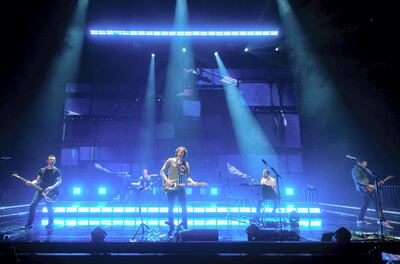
left=44, top=206, right=321, bottom=214
left=90, top=30, right=279, bottom=37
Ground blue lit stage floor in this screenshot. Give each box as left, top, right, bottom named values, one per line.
left=1, top=202, right=399, bottom=242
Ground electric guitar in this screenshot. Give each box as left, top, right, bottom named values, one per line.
left=11, top=173, right=59, bottom=202
left=364, top=175, right=395, bottom=192
left=162, top=179, right=208, bottom=193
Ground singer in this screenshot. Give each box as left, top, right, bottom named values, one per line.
left=160, top=146, right=197, bottom=236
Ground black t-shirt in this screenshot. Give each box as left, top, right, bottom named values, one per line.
left=37, top=167, right=61, bottom=188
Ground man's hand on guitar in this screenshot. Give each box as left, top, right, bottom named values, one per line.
left=26, top=181, right=33, bottom=186
left=366, top=184, right=375, bottom=192
left=43, top=187, right=52, bottom=195
left=165, top=178, right=173, bottom=186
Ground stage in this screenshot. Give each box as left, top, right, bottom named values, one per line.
left=1, top=201, right=400, bottom=263
left=1, top=0, right=400, bottom=263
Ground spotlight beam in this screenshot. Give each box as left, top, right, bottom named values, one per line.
left=138, top=54, right=156, bottom=163
left=214, top=53, right=274, bottom=174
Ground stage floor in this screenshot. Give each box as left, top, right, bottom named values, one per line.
left=1, top=202, right=399, bottom=243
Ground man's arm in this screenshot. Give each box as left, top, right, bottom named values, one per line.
left=160, top=159, right=172, bottom=184
left=186, top=162, right=196, bottom=183
left=49, top=176, right=62, bottom=190
left=27, top=175, right=41, bottom=186
left=131, top=178, right=141, bottom=186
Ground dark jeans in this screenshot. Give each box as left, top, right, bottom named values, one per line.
left=358, top=190, right=385, bottom=221
left=256, top=198, right=278, bottom=217
left=27, top=191, right=54, bottom=226
left=167, top=188, right=187, bottom=230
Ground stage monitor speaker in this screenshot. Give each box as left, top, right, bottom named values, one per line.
left=321, top=232, right=335, bottom=242
left=91, top=226, right=107, bottom=242
left=321, top=227, right=351, bottom=243
left=246, top=224, right=300, bottom=241
left=334, top=227, right=351, bottom=243
left=180, top=229, right=219, bottom=241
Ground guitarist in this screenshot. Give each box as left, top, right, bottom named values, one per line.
left=352, top=159, right=393, bottom=229
left=160, top=146, right=198, bottom=236
left=255, top=169, right=278, bottom=220
left=21, top=154, right=62, bottom=231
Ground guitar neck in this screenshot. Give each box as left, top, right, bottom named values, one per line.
left=176, top=183, right=194, bottom=187
left=12, top=174, right=43, bottom=192
left=377, top=176, right=394, bottom=185
left=175, top=182, right=207, bottom=187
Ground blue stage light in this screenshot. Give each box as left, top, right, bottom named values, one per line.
left=244, top=47, right=249, bottom=52
left=98, top=187, right=107, bottom=195
left=285, top=188, right=294, bottom=196
left=78, top=207, right=89, bottom=213
left=89, top=207, right=101, bottom=213
left=214, top=51, right=218, bottom=56
left=210, top=187, right=219, bottom=196
left=72, top=187, right=81, bottom=195
left=309, top=208, right=321, bottom=214
left=151, top=53, right=155, bottom=57
left=182, top=48, right=186, bottom=52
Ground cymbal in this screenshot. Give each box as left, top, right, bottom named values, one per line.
left=117, top=172, right=131, bottom=177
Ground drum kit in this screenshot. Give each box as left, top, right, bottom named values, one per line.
left=94, top=163, right=161, bottom=202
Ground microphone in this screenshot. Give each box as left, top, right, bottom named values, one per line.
left=261, top=159, right=267, bottom=165
left=1, top=156, right=11, bottom=160
left=345, top=155, right=357, bottom=160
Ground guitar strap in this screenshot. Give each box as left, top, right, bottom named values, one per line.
left=178, top=159, right=186, bottom=185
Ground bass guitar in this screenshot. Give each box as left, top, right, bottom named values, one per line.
left=162, top=179, right=208, bottom=193
left=364, top=175, right=395, bottom=192
left=11, top=173, right=59, bottom=202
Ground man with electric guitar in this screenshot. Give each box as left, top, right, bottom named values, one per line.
left=160, top=146, right=207, bottom=236
left=352, top=158, right=394, bottom=229
left=19, top=154, right=62, bottom=231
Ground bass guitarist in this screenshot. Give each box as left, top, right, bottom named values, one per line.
left=160, top=146, right=198, bottom=236
left=21, top=154, right=62, bottom=231
left=352, top=158, right=393, bottom=229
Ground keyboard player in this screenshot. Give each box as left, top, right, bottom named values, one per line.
left=255, top=169, right=278, bottom=220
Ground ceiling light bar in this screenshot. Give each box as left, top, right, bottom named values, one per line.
left=90, top=30, right=279, bottom=37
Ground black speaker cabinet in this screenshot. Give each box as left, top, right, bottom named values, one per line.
left=180, top=229, right=219, bottom=241
left=248, top=229, right=300, bottom=241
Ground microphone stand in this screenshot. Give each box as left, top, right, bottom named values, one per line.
left=262, top=160, right=283, bottom=236
left=365, top=168, right=386, bottom=241
left=130, top=187, right=150, bottom=242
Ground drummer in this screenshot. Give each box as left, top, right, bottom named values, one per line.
left=134, top=169, right=154, bottom=191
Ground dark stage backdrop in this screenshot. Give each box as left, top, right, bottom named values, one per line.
left=59, top=68, right=303, bottom=203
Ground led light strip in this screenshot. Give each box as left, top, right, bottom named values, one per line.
left=90, top=30, right=279, bottom=37
left=43, top=206, right=321, bottom=214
